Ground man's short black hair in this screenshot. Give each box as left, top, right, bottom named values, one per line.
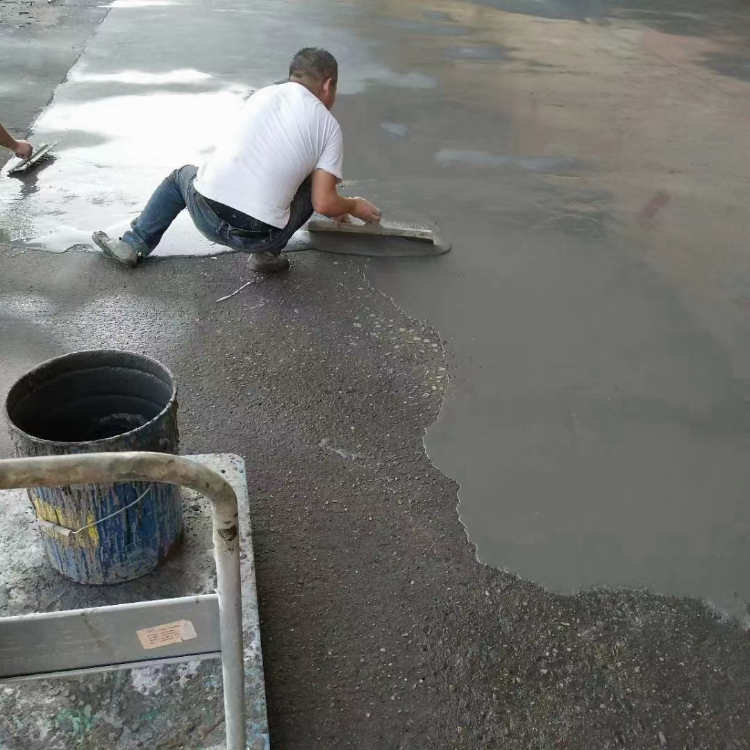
left=289, top=48, right=338, bottom=84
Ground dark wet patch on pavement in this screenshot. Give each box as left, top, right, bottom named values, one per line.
left=700, top=53, right=750, bottom=82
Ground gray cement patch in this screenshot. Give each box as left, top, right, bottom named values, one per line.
left=346, top=0, right=750, bottom=614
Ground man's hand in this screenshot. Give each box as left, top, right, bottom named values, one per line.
left=311, top=170, right=382, bottom=224
left=14, top=140, right=32, bottom=159
left=350, top=197, right=382, bottom=224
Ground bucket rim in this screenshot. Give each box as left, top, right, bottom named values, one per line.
left=4, top=348, right=178, bottom=449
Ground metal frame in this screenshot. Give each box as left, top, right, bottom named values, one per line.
left=0, top=451, right=246, bottom=750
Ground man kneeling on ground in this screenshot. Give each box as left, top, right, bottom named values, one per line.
left=92, top=47, right=381, bottom=273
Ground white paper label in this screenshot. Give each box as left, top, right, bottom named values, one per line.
left=136, top=620, right=197, bottom=650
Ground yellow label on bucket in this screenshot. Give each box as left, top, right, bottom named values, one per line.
left=32, top=497, right=100, bottom=547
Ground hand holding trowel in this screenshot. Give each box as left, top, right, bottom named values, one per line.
left=1, top=121, right=56, bottom=176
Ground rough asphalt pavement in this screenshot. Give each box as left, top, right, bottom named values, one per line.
left=2, top=2, right=750, bottom=749
left=3, top=246, right=750, bottom=749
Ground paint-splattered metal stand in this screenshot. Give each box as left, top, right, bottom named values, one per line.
left=0, top=453, right=268, bottom=750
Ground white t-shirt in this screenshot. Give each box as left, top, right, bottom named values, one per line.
left=194, top=82, right=343, bottom=229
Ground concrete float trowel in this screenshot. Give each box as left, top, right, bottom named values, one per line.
left=285, top=216, right=451, bottom=258
left=5, top=141, right=57, bottom=176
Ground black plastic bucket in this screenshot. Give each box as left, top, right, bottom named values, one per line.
left=4, top=349, right=182, bottom=584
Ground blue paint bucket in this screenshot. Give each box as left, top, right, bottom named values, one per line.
left=4, top=350, right=182, bottom=585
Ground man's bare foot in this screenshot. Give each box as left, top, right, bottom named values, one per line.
left=92, top=231, right=139, bottom=268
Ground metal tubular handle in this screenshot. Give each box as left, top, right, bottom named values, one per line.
left=0, top=451, right=246, bottom=750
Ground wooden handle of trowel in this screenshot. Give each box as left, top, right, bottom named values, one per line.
left=307, top=218, right=436, bottom=243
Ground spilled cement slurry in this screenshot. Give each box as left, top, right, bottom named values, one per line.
left=7, top=0, right=750, bottom=615
left=356, top=0, right=750, bottom=614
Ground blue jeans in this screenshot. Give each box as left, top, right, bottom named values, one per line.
left=122, top=164, right=314, bottom=257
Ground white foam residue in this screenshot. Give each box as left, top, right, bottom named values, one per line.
left=70, top=68, right=212, bottom=85
left=22, top=226, right=98, bottom=254
left=22, top=220, right=132, bottom=254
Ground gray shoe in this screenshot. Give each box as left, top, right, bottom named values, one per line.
left=247, top=251, right=290, bottom=273
left=92, top=231, right=139, bottom=268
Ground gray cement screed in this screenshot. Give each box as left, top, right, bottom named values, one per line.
left=0, top=454, right=268, bottom=750
left=4, top=0, right=750, bottom=616
left=346, top=0, right=750, bottom=614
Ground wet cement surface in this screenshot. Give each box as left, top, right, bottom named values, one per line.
left=3, top=0, right=750, bottom=747
left=352, top=0, right=750, bottom=614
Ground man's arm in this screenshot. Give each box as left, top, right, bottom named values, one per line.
left=0, top=123, right=32, bottom=158
left=311, top=170, right=382, bottom=224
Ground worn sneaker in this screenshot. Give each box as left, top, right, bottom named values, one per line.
left=92, top=231, right=139, bottom=268
left=247, top=251, right=290, bottom=273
